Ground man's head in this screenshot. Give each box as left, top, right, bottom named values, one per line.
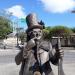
left=26, top=13, right=44, bottom=32
left=26, top=13, right=45, bottom=41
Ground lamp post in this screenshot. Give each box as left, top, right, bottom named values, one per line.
left=16, top=28, right=19, bottom=47
left=14, top=19, right=19, bottom=47
left=15, top=18, right=26, bottom=47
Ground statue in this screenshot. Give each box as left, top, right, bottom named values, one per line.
left=15, top=13, right=64, bottom=75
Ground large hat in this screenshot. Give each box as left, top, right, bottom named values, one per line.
left=26, top=13, right=44, bottom=32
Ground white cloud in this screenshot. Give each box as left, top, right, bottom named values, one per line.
left=39, top=0, right=75, bottom=13
left=6, top=5, right=26, bottom=18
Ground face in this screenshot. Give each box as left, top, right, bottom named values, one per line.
left=28, top=28, right=42, bottom=40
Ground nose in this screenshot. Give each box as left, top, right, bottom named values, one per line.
left=36, top=33, right=38, bottom=37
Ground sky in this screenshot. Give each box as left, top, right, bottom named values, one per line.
left=0, top=0, right=75, bottom=30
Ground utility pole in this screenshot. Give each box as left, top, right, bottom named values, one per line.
left=16, top=28, right=19, bottom=47
left=14, top=19, right=19, bottom=47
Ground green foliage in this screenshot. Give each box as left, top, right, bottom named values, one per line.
left=18, top=32, right=27, bottom=44
left=43, top=26, right=73, bottom=40
left=43, top=29, right=50, bottom=40
left=49, top=26, right=73, bottom=37
left=45, top=26, right=52, bottom=30
left=71, top=28, right=75, bottom=33
left=0, top=16, right=13, bottom=39
left=42, top=26, right=52, bottom=40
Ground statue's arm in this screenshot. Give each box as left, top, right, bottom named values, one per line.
left=49, top=43, right=59, bottom=65
left=15, top=49, right=24, bottom=65
left=49, top=50, right=59, bottom=65
left=23, top=38, right=36, bottom=59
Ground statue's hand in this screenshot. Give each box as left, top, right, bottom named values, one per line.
left=26, top=38, right=36, bottom=50
left=23, top=38, right=36, bottom=59
left=56, top=49, right=64, bottom=59
left=59, top=49, right=64, bottom=58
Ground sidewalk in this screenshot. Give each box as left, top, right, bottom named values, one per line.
left=0, top=63, right=20, bottom=75
left=0, top=48, right=75, bottom=75
left=0, top=61, right=75, bottom=75
left=0, top=48, right=20, bottom=56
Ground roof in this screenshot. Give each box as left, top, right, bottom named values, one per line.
left=70, top=33, right=75, bottom=36
left=7, top=33, right=16, bottom=37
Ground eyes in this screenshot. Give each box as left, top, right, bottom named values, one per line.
left=32, top=30, right=42, bottom=33
left=28, top=30, right=42, bottom=36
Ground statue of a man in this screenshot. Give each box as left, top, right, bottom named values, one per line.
left=15, top=13, right=64, bottom=75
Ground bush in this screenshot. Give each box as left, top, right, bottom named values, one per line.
left=49, top=26, right=73, bottom=37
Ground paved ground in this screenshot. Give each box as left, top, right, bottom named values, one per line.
left=52, top=50, right=75, bottom=75
left=0, top=48, right=75, bottom=75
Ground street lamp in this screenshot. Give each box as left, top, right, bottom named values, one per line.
left=14, top=18, right=26, bottom=47
left=14, top=19, right=19, bottom=47
left=16, top=28, right=19, bottom=47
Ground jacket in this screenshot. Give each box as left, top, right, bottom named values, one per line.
left=15, top=41, right=59, bottom=75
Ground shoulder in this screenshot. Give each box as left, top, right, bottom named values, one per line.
left=39, top=40, right=52, bottom=51
left=40, top=40, right=52, bottom=47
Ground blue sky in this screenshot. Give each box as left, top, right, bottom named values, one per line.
left=0, top=0, right=75, bottom=29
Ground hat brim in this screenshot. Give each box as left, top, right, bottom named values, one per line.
left=26, top=25, right=43, bottom=32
